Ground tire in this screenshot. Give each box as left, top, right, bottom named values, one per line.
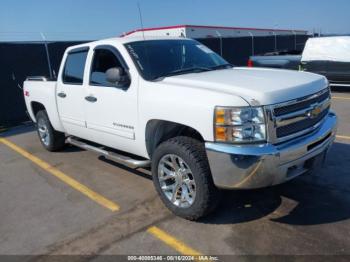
left=152, top=136, right=220, bottom=220
left=36, top=110, right=65, bottom=152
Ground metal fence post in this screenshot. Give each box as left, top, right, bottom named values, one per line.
left=215, top=30, right=223, bottom=56
left=272, top=31, right=277, bottom=52
left=248, top=32, right=254, bottom=56
left=292, top=30, right=297, bottom=50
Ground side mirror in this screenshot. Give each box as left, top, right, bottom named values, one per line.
left=106, top=67, right=123, bottom=84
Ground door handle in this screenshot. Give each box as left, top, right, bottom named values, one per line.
left=57, top=92, right=67, bottom=98
left=85, top=96, right=97, bottom=103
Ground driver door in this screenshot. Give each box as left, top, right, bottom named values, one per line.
left=84, top=46, right=137, bottom=150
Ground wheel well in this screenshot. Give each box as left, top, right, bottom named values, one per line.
left=145, top=120, right=204, bottom=158
left=31, top=102, right=46, bottom=119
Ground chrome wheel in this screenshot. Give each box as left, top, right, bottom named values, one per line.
left=37, top=118, right=50, bottom=146
left=158, top=154, right=196, bottom=208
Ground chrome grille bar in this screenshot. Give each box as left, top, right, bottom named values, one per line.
left=275, top=99, right=331, bottom=127
left=266, top=88, right=331, bottom=144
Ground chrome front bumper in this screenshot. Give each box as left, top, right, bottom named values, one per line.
left=205, top=112, right=338, bottom=189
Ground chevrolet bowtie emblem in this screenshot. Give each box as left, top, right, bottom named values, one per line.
left=307, top=104, right=322, bottom=119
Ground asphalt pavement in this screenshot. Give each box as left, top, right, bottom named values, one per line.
left=0, top=91, right=349, bottom=260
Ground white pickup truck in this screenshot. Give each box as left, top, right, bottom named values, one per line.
left=24, top=37, right=337, bottom=220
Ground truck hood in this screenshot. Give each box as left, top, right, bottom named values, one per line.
left=163, top=67, right=328, bottom=105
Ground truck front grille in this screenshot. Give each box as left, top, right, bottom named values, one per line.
left=276, top=106, right=330, bottom=138
left=267, top=88, right=331, bottom=143
left=274, top=89, right=330, bottom=117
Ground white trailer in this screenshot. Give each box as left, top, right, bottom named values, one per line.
left=122, top=24, right=308, bottom=38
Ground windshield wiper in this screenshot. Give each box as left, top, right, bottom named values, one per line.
left=152, top=64, right=233, bottom=81
left=152, top=67, right=212, bottom=81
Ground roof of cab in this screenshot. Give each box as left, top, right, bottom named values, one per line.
left=66, top=36, right=191, bottom=52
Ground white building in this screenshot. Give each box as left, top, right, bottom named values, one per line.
left=122, top=24, right=308, bottom=39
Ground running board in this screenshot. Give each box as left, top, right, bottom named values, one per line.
left=66, top=137, right=151, bottom=169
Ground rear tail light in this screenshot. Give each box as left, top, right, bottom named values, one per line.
left=247, top=59, right=254, bottom=67
left=24, top=90, right=30, bottom=97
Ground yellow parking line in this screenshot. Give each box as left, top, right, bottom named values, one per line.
left=147, top=226, right=202, bottom=256
left=333, top=96, right=350, bottom=100
left=336, top=135, right=350, bottom=140
left=0, top=138, right=120, bottom=212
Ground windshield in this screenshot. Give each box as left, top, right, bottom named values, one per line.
left=125, top=39, right=232, bottom=80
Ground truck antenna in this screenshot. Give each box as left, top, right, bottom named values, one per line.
left=40, top=32, right=53, bottom=79
left=137, top=2, right=146, bottom=40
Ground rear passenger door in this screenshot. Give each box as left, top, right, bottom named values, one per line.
left=57, top=47, right=89, bottom=136
left=302, top=60, right=328, bottom=76
left=325, top=61, right=350, bottom=84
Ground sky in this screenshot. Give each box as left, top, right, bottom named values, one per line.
left=0, top=0, right=349, bottom=41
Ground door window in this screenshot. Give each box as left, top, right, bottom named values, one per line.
left=62, top=49, right=88, bottom=85
left=90, top=49, right=126, bottom=87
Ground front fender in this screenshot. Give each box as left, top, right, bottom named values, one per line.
left=136, top=80, right=249, bottom=157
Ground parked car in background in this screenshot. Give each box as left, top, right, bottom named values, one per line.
left=248, top=36, right=350, bottom=87
left=24, top=37, right=337, bottom=220
left=301, top=37, right=350, bottom=87
left=248, top=51, right=302, bottom=70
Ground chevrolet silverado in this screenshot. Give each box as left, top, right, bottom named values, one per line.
left=23, top=37, right=337, bottom=220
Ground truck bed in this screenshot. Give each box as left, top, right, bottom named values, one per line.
left=23, top=78, right=64, bottom=131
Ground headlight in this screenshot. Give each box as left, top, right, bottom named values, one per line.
left=214, top=107, right=266, bottom=143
